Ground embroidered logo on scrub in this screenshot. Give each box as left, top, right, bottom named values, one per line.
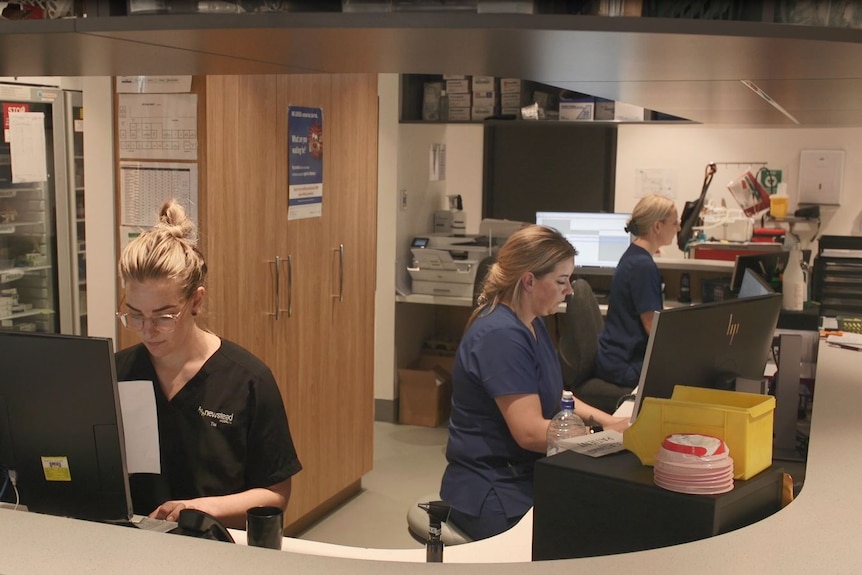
left=198, top=406, right=235, bottom=427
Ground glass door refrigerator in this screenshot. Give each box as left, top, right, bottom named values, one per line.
left=0, top=83, right=81, bottom=335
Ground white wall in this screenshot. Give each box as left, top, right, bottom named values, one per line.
left=615, top=124, right=862, bottom=258
left=81, top=77, right=117, bottom=343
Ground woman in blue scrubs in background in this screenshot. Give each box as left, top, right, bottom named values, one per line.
left=595, top=194, right=680, bottom=390
left=440, top=225, right=630, bottom=541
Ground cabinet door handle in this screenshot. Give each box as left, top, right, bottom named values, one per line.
left=283, top=254, right=293, bottom=318
left=269, top=256, right=281, bottom=320
left=333, top=244, right=344, bottom=302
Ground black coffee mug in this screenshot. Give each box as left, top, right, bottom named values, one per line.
left=246, top=506, right=284, bottom=550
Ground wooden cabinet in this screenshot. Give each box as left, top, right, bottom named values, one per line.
left=117, top=73, right=377, bottom=532
left=202, top=73, right=377, bottom=532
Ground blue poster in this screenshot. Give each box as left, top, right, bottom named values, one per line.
left=287, top=105, right=323, bottom=220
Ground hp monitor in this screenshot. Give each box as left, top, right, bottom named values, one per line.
left=0, top=331, right=133, bottom=522
left=630, top=294, right=783, bottom=422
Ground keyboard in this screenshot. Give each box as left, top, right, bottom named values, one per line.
left=110, top=515, right=178, bottom=533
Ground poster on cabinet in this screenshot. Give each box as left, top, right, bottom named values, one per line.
left=287, top=105, right=323, bottom=221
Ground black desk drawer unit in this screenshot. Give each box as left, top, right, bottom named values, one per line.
left=532, top=450, right=783, bottom=561
left=812, top=235, right=862, bottom=317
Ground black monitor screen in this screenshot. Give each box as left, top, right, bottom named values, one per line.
left=0, top=331, right=133, bottom=521
left=738, top=268, right=776, bottom=299
left=730, top=251, right=788, bottom=294
left=630, top=294, right=782, bottom=421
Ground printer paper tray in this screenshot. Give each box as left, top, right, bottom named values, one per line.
left=407, top=267, right=475, bottom=285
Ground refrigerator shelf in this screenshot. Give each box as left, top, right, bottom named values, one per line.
left=0, top=309, right=54, bottom=322
left=0, top=221, right=45, bottom=234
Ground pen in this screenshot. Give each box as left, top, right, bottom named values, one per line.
left=820, top=330, right=844, bottom=337
left=828, top=342, right=862, bottom=352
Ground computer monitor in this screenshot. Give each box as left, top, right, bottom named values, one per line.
left=730, top=251, right=788, bottom=294
left=0, top=331, right=133, bottom=522
left=629, top=294, right=783, bottom=422
left=738, top=267, right=776, bottom=299
left=535, top=211, right=631, bottom=269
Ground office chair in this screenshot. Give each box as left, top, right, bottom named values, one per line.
left=558, top=279, right=632, bottom=414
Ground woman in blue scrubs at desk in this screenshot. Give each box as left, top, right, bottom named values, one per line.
left=440, top=225, right=629, bottom=541
left=595, top=194, right=680, bottom=390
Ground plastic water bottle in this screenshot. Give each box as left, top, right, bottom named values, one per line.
left=546, top=390, right=587, bottom=456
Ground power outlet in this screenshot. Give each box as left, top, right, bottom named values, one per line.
left=400, top=189, right=408, bottom=211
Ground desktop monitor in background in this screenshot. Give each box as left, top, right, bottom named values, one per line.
left=738, top=267, right=776, bottom=299
left=535, top=211, right=631, bottom=269
left=0, top=331, right=133, bottom=522
left=630, top=294, right=783, bottom=422
left=730, top=251, right=788, bottom=294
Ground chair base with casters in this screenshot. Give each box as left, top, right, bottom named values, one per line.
left=406, top=493, right=474, bottom=546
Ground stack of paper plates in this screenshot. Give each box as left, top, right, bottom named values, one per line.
left=653, top=434, right=734, bottom=495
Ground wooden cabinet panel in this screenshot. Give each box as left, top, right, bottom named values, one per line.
left=201, top=73, right=377, bottom=531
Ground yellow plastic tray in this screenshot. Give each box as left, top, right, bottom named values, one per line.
left=623, top=385, right=776, bottom=480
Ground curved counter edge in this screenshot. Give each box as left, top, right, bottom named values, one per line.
left=0, top=341, right=859, bottom=574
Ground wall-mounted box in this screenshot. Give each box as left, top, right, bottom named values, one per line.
left=799, top=149, right=844, bottom=205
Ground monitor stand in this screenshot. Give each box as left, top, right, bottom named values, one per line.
left=772, top=333, right=805, bottom=462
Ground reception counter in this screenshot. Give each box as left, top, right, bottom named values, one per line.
left=1, top=340, right=860, bottom=574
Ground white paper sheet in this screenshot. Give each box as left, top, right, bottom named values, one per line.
left=559, top=430, right=626, bottom=458
left=117, top=380, right=161, bottom=474
left=8, top=112, right=47, bottom=183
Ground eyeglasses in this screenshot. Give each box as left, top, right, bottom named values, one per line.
left=116, top=304, right=186, bottom=334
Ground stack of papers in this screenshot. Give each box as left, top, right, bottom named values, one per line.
left=558, top=430, right=626, bottom=458
left=826, top=333, right=862, bottom=351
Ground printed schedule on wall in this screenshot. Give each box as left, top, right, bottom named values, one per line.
left=120, top=161, right=198, bottom=228
left=118, top=93, right=198, bottom=161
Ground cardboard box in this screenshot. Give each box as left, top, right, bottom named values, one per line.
left=559, top=91, right=595, bottom=121
left=472, top=90, right=498, bottom=107
left=446, top=78, right=471, bottom=94
left=501, top=91, right=526, bottom=108
left=595, top=98, right=647, bottom=121
left=398, top=354, right=454, bottom=427
left=448, top=92, right=472, bottom=108
left=500, top=78, right=523, bottom=93
left=472, top=76, right=497, bottom=91
left=448, top=107, right=471, bottom=122
left=472, top=104, right=497, bottom=121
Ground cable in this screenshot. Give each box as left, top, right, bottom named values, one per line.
left=8, top=470, right=19, bottom=511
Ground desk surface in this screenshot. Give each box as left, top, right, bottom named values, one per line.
left=1, top=341, right=860, bottom=574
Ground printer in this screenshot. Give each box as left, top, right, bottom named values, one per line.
left=407, top=219, right=528, bottom=298
left=408, top=235, right=491, bottom=298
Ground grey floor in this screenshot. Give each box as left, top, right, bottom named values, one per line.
left=295, top=421, right=449, bottom=549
